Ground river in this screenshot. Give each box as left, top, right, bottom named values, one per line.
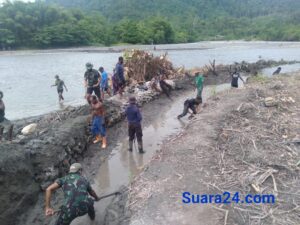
left=0, top=41, right=300, bottom=119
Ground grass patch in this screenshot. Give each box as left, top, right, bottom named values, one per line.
left=249, top=74, right=269, bottom=84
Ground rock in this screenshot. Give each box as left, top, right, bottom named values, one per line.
left=164, top=79, right=175, bottom=89
left=21, top=123, right=38, bottom=135
left=264, top=97, right=278, bottom=107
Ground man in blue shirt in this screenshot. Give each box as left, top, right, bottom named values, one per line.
left=125, top=96, right=144, bottom=153
left=99, top=67, right=111, bottom=100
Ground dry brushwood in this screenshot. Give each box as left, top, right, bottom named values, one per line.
left=124, top=50, right=181, bottom=83
left=213, top=77, right=300, bottom=225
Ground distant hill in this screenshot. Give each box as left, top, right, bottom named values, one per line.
left=1, top=0, right=299, bottom=49
left=45, top=0, right=300, bottom=21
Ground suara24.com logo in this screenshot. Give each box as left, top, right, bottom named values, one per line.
left=182, top=192, right=275, bottom=204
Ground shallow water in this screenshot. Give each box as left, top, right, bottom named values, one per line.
left=71, top=84, right=233, bottom=224
left=1, top=41, right=300, bottom=119
left=261, top=63, right=300, bottom=77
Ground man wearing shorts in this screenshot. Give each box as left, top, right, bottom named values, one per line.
left=84, top=62, right=101, bottom=101
left=51, top=75, right=68, bottom=102
left=90, top=95, right=107, bottom=148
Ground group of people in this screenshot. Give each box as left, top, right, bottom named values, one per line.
left=177, top=68, right=245, bottom=119
left=43, top=70, right=204, bottom=225
left=0, top=57, right=248, bottom=224
left=51, top=56, right=126, bottom=103
left=177, top=71, right=204, bottom=119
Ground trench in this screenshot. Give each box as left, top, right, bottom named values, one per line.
left=69, top=82, right=240, bottom=225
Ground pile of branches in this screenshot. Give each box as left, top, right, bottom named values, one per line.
left=124, top=50, right=180, bottom=83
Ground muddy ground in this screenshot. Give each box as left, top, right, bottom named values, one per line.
left=127, top=74, right=300, bottom=225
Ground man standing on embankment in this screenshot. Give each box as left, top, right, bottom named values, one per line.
left=115, top=57, right=126, bottom=97
left=84, top=62, right=101, bottom=101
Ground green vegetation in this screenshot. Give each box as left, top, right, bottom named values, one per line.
left=249, top=74, right=269, bottom=83
left=0, top=0, right=300, bottom=49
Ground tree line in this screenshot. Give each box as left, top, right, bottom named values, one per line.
left=0, top=1, right=299, bottom=49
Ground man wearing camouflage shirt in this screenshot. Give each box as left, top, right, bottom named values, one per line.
left=45, top=163, right=100, bottom=225
left=84, top=62, right=101, bottom=101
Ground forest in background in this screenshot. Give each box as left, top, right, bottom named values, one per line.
left=0, top=0, right=300, bottom=49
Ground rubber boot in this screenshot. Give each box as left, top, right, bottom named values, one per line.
left=138, top=140, right=145, bottom=154
left=93, top=135, right=102, bottom=144
left=0, top=126, right=3, bottom=141
left=8, top=125, right=13, bottom=141
left=101, top=137, right=107, bottom=149
left=128, top=140, right=133, bottom=152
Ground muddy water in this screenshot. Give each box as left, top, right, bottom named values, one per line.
left=70, top=84, right=232, bottom=225
left=1, top=41, right=300, bottom=120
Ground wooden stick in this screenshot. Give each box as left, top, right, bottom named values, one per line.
left=211, top=205, right=229, bottom=225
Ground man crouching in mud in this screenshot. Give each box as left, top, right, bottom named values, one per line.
left=177, top=96, right=202, bottom=119
left=45, top=163, right=100, bottom=225
left=90, top=95, right=107, bottom=148
left=125, top=96, right=145, bottom=153
left=0, top=91, right=13, bottom=141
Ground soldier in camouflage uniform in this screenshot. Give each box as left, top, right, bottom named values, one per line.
left=45, top=163, right=100, bottom=225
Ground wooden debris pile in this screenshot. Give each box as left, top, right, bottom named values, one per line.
left=124, top=50, right=182, bottom=83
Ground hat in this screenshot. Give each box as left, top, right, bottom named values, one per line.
left=55, top=75, right=59, bottom=79
left=129, top=96, right=136, bottom=104
left=69, top=163, right=82, bottom=173
left=86, top=62, right=93, bottom=70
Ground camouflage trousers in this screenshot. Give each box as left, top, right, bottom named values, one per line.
left=55, top=200, right=95, bottom=225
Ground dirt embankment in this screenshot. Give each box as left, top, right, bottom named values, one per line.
left=127, top=74, right=300, bottom=225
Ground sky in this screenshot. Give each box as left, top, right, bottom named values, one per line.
left=0, top=0, right=35, bottom=3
